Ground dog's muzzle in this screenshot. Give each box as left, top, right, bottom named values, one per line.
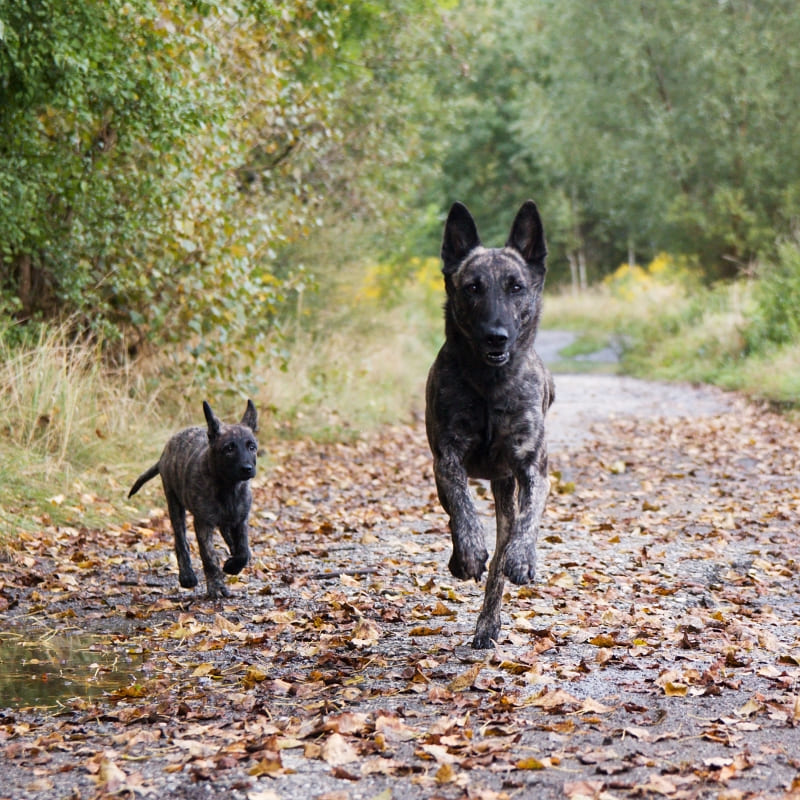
left=239, top=464, right=256, bottom=480
left=483, top=327, right=510, bottom=366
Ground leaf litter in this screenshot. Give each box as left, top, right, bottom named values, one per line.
left=1, top=384, right=800, bottom=798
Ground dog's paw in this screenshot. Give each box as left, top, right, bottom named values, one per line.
left=472, top=624, right=500, bottom=650
left=206, top=582, right=232, bottom=600
left=503, top=537, right=537, bottom=585
left=179, top=569, right=198, bottom=589
left=223, top=554, right=249, bottom=575
left=449, top=543, right=488, bottom=582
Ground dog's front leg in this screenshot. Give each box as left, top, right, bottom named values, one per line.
left=503, top=451, right=548, bottom=585
left=221, top=522, right=250, bottom=575
left=166, top=491, right=198, bottom=589
left=434, top=454, right=489, bottom=581
left=195, top=523, right=230, bottom=599
left=473, top=476, right=515, bottom=648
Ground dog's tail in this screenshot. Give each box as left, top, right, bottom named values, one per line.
left=128, top=464, right=160, bottom=498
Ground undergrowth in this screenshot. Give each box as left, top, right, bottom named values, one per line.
left=545, top=247, right=800, bottom=408
left=0, top=260, right=445, bottom=542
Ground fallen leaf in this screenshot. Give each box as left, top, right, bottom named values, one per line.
left=447, top=661, right=486, bottom=692
left=350, top=618, right=382, bottom=647
left=321, top=732, right=359, bottom=766
left=529, top=688, right=580, bottom=710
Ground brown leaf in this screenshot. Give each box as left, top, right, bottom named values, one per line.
left=408, top=624, right=443, bottom=636
left=529, top=688, right=579, bottom=710
left=350, top=618, right=382, bottom=647
left=324, top=711, right=370, bottom=735
left=634, top=774, right=679, bottom=795
left=374, top=713, right=418, bottom=742
left=564, top=779, right=606, bottom=799
left=515, top=756, right=546, bottom=770
left=434, top=762, right=457, bottom=784
left=577, top=698, right=616, bottom=715
left=447, top=661, right=486, bottom=692
left=321, top=732, right=359, bottom=766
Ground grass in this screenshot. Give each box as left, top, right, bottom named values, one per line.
left=545, top=276, right=800, bottom=409
left=0, top=322, right=171, bottom=534
left=0, top=269, right=445, bottom=543
left=255, top=277, right=442, bottom=441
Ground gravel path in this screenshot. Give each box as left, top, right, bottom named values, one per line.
left=536, top=330, right=735, bottom=450
left=2, top=332, right=799, bottom=800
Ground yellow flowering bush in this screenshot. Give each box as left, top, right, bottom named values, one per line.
left=603, top=253, right=695, bottom=300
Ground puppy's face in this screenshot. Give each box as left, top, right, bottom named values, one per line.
left=212, top=424, right=258, bottom=482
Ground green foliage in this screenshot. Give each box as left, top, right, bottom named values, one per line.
left=431, top=0, right=800, bottom=281
left=0, top=0, right=202, bottom=326
left=747, top=238, right=800, bottom=351
left=0, top=0, right=449, bottom=389
left=6, top=0, right=800, bottom=388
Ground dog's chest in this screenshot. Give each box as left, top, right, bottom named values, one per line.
left=462, top=396, right=535, bottom=478
left=213, top=485, right=251, bottom=524
left=486, top=399, right=526, bottom=450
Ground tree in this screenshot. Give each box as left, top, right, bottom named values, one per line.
left=0, top=0, right=205, bottom=329
left=0, top=0, right=450, bottom=384
left=427, top=0, right=800, bottom=281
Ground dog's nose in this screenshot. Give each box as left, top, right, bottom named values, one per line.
left=485, top=327, right=509, bottom=348
left=239, top=464, right=255, bottom=480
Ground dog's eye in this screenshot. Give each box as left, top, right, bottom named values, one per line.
left=465, top=282, right=481, bottom=295
left=224, top=443, right=236, bottom=454
left=509, top=282, right=523, bottom=294
left=248, top=441, right=257, bottom=452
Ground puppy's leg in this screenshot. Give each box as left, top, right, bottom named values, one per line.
left=473, top=476, right=515, bottom=648
left=166, top=491, right=197, bottom=589
left=503, top=450, right=548, bottom=585
left=221, top=521, right=250, bottom=575
left=195, top=521, right=229, bottom=599
left=434, top=454, right=489, bottom=581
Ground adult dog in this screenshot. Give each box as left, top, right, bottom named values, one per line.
left=129, top=400, right=258, bottom=599
left=425, top=201, right=554, bottom=648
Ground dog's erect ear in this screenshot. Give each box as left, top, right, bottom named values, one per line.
left=203, top=400, right=222, bottom=442
left=506, top=200, right=547, bottom=273
left=441, top=202, right=481, bottom=274
left=241, top=399, right=258, bottom=433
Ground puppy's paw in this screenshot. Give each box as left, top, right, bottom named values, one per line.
left=206, top=581, right=232, bottom=600
left=503, top=537, right=537, bottom=585
left=472, top=621, right=500, bottom=650
left=179, top=569, right=198, bottom=589
left=223, top=554, right=249, bottom=575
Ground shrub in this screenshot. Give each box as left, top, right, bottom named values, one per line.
left=747, top=237, right=800, bottom=351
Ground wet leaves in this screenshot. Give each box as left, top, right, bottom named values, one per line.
left=2, top=403, right=800, bottom=797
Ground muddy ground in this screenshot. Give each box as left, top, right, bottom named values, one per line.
left=1, top=332, right=800, bottom=799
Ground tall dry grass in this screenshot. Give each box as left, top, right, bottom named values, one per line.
left=0, top=260, right=445, bottom=538
left=0, top=323, right=162, bottom=471
left=0, top=322, right=169, bottom=537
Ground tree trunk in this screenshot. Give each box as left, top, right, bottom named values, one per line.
left=578, top=248, right=588, bottom=291
left=17, top=254, right=33, bottom=317
left=567, top=252, right=579, bottom=294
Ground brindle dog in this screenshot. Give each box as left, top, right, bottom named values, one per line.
left=425, top=201, right=554, bottom=648
left=129, top=400, right=258, bottom=599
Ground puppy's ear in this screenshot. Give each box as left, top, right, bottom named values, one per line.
left=506, top=200, right=547, bottom=275
left=203, top=401, right=222, bottom=442
left=441, top=202, right=480, bottom=275
left=241, top=399, right=258, bottom=432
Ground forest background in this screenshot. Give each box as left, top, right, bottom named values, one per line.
left=2, top=0, right=800, bottom=530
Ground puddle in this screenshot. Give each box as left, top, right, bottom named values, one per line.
left=0, top=631, right=144, bottom=708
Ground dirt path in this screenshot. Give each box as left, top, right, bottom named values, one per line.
left=2, top=344, right=800, bottom=800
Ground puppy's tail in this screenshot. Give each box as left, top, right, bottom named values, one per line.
left=128, top=464, right=160, bottom=498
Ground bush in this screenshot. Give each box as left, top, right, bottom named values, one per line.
left=747, top=237, right=800, bottom=351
